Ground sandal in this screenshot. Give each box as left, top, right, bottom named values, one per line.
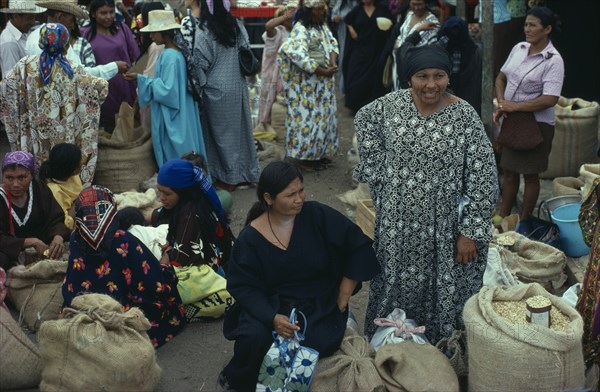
left=213, top=180, right=236, bottom=192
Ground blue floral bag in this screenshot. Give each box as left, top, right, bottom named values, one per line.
left=256, top=308, right=319, bottom=392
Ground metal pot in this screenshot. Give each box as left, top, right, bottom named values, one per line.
left=539, top=194, right=582, bottom=221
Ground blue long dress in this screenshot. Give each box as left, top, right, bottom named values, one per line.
left=138, top=48, right=206, bottom=167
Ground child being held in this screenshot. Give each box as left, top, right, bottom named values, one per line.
left=39, top=143, right=84, bottom=230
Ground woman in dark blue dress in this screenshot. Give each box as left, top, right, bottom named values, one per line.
left=220, top=161, right=380, bottom=391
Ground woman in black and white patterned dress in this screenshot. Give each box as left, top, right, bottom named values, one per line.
left=354, top=44, right=498, bottom=344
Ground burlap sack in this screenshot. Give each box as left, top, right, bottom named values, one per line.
left=257, top=140, right=286, bottom=166
left=39, top=293, right=161, bottom=392
left=435, top=330, right=468, bottom=378
left=541, top=97, right=600, bottom=178
left=6, top=259, right=67, bottom=331
left=94, top=103, right=158, bottom=193
left=337, top=182, right=371, bottom=208
left=552, top=176, right=584, bottom=197
left=312, top=329, right=385, bottom=392
left=495, top=231, right=565, bottom=285
left=271, top=97, right=287, bottom=142
left=463, top=283, right=585, bottom=391
left=374, top=341, right=459, bottom=392
left=0, top=306, right=43, bottom=389
left=580, top=163, right=600, bottom=200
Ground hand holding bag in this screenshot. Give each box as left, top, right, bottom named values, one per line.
left=256, top=308, right=319, bottom=392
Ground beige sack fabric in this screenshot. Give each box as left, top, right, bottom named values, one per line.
left=39, top=293, right=161, bottom=392
left=337, top=182, right=371, bottom=207
left=552, top=176, right=584, bottom=197
left=464, top=283, right=585, bottom=391
left=541, top=97, right=600, bottom=178
left=374, top=341, right=459, bottom=392
left=257, top=140, right=286, bottom=167
left=312, top=329, right=385, bottom=392
left=0, top=307, right=43, bottom=390
left=270, top=97, right=287, bottom=142
left=495, top=231, right=566, bottom=285
left=6, top=259, right=67, bottom=331
left=94, top=103, right=158, bottom=193
left=580, top=163, right=600, bottom=200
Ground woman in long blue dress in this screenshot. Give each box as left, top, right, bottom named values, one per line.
left=126, top=10, right=206, bottom=167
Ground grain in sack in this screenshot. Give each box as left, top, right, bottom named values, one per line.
left=463, top=283, right=585, bottom=391
left=6, top=259, right=67, bottom=331
left=39, top=293, right=161, bottom=392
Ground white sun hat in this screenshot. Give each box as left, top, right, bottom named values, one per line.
left=139, top=9, right=181, bottom=32
left=376, top=17, right=393, bottom=31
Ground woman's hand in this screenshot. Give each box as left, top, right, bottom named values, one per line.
left=493, top=100, right=518, bottom=124
left=23, top=237, right=49, bottom=256
left=333, top=15, right=342, bottom=23
left=159, top=252, right=171, bottom=266
left=456, top=235, right=476, bottom=265
left=47, top=235, right=65, bottom=259
left=416, top=21, right=438, bottom=32
left=316, top=66, right=338, bottom=78
left=160, top=243, right=172, bottom=265
left=123, top=72, right=138, bottom=81
left=273, top=314, right=300, bottom=339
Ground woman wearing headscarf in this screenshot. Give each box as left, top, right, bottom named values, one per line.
left=0, top=151, right=70, bottom=269
left=153, top=159, right=235, bottom=320
left=354, top=45, right=498, bottom=343
left=177, top=0, right=261, bottom=191
left=62, top=185, right=186, bottom=348
left=0, top=22, right=108, bottom=187
left=277, top=0, right=339, bottom=172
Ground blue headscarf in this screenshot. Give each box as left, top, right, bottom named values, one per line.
left=38, top=23, right=74, bottom=85
left=157, top=159, right=224, bottom=220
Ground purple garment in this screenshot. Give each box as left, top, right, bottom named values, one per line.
left=81, top=24, right=140, bottom=131
left=500, top=40, right=564, bottom=125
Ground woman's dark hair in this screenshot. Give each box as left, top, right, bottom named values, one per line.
left=527, top=6, right=561, bottom=40
left=116, top=207, right=146, bottom=230
left=181, top=151, right=208, bottom=174
left=245, top=161, right=303, bottom=225
left=199, top=0, right=239, bottom=47
left=158, top=29, right=177, bottom=40
left=38, top=143, right=82, bottom=182
left=296, top=6, right=325, bottom=28
left=88, top=0, right=118, bottom=42
left=138, top=2, right=165, bottom=59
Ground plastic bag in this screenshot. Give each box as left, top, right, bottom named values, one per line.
left=370, top=308, right=428, bottom=351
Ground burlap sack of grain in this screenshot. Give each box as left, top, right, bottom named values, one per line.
left=495, top=231, right=566, bottom=285
left=39, top=293, right=161, bottom=392
left=374, top=341, right=459, bottom=392
left=0, top=305, right=43, bottom=389
left=541, top=97, right=600, bottom=179
left=94, top=103, right=158, bottom=193
left=271, top=96, right=287, bottom=142
left=580, top=163, right=600, bottom=200
left=463, top=283, right=585, bottom=391
left=337, top=182, right=371, bottom=207
left=257, top=140, right=286, bottom=166
left=312, top=329, right=385, bottom=392
left=552, top=176, right=584, bottom=197
left=6, top=259, right=67, bottom=331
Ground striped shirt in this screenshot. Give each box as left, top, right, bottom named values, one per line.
left=501, top=41, right=564, bottom=125
left=71, top=37, right=97, bottom=68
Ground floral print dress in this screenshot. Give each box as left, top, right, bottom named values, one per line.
left=63, top=230, right=186, bottom=348
left=0, top=56, right=108, bottom=187
left=278, top=23, right=339, bottom=161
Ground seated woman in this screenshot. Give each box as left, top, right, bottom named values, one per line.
left=220, top=160, right=380, bottom=391
left=154, top=159, right=235, bottom=320
left=38, top=143, right=84, bottom=231
left=62, top=186, right=185, bottom=348
left=0, top=151, right=70, bottom=269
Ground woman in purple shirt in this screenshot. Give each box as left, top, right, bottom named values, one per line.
left=81, top=0, right=140, bottom=132
left=493, top=6, right=564, bottom=220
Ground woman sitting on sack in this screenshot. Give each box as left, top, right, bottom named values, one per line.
left=220, top=160, right=380, bottom=391
left=494, top=6, right=564, bottom=220
left=62, top=185, right=186, bottom=348
left=153, top=158, right=235, bottom=320
left=0, top=151, right=70, bottom=269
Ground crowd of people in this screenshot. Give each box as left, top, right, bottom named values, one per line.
left=0, top=0, right=598, bottom=388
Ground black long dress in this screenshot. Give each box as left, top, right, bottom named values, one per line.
left=222, top=201, right=379, bottom=391
left=343, top=3, right=392, bottom=112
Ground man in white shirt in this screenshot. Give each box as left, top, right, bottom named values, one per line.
left=25, top=0, right=127, bottom=80
left=0, top=1, right=46, bottom=77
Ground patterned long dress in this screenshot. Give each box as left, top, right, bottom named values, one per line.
left=0, top=56, right=108, bottom=187
left=576, top=177, right=600, bottom=367
left=258, top=26, right=288, bottom=124
left=178, top=18, right=260, bottom=185
left=354, top=89, right=498, bottom=343
left=63, top=230, right=186, bottom=348
left=278, top=22, right=339, bottom=161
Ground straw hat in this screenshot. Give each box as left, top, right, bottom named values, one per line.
left=139, top=10, right=181, bottom=32
left=34, top=0, right=88, bottom=20
left=0, top=0, right=46, bottom=14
